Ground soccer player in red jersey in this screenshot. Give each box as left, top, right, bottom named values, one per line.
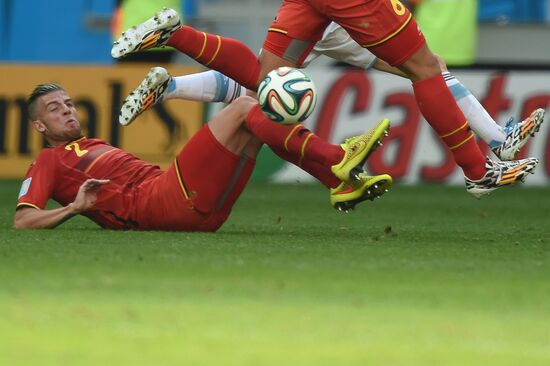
left=14, top=81, right=391, bottom=229
left=15, top=83, right=258, bottom=230
left=112, top=5, right=539, bottom=197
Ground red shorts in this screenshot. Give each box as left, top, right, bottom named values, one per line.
left=134, top=125, right=255, bottom=231
left=264, top=0, right=425, bottom=66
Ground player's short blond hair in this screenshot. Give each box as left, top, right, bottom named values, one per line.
left=27, top=83, right=65, bottom=120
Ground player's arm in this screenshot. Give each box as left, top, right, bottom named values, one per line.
left=309, top=22, right=446, bottom=79
left=14, top=205, right=80, bottom=229
left=13, top=179, right=109, bottom=229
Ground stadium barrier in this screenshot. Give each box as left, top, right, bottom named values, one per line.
left=2, top=65, right=549, bottom=185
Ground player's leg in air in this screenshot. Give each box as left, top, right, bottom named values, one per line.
left=111, top=4, right=538, bottom=198
left=119, top=67, right=392, bottom=212
left=305, top=22, right=546, bottom=162
left=111, top=8, right=392, bottom=209
left=112, top=10, right=544, bottom=164
left=112, top=8, right=267, bottom=90
left=293, top=0, right=538, bottom=197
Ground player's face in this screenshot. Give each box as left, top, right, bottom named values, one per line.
left=33, top=90, right=83, bottom=146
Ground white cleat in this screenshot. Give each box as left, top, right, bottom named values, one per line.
left=119, top=67, right=172, bottom=126
left=492, top=108, right=545, bottom=161
left=111, top=7, right=181, bottom=58
left=465, top=156, right=538, bottom=198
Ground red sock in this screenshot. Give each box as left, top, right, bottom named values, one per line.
left=413, top=75, right=486, bottom=180
left=167, top=26, right=261, bottom=89
left=270, top=146, right=341, bottom=188
left=246, top=105, right=344, bottom=168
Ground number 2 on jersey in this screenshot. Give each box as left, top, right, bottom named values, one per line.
left=65, top=142, right=89, bottom=157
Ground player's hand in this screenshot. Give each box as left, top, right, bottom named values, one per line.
left=70, top=179, right=110, bottom=214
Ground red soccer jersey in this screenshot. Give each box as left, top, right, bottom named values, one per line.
left=264, top=0, right=422, bottom=66
left=16, top=138, right=162, bottom=229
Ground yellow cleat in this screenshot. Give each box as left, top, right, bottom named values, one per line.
left=331, top=118, right=390, bottom=181
left=330, top=173, right=393, bottom=212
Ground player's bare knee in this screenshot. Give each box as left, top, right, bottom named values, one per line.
left=232, top=96, right=258, bottom=121
left=425, top=53, right=442, bottom=75
left=434, top=53, right=448, bottom=72
left=399, top=45, right=442, bottom=81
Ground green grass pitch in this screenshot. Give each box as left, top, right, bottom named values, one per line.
left=0, top=179, right=549, bottom=365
